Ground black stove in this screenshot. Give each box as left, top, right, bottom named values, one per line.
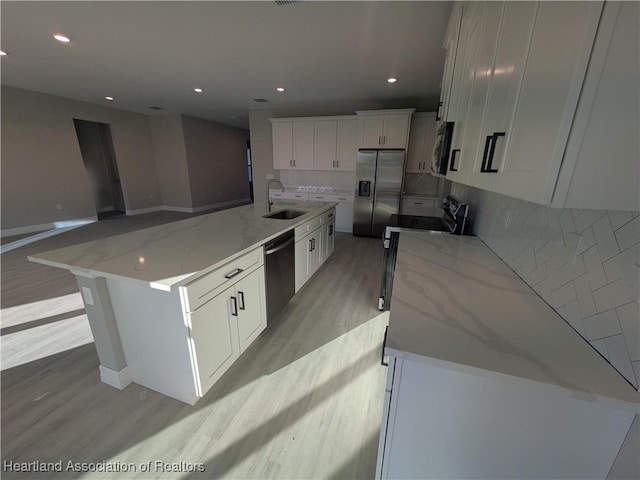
left=378, top=195, right=470, bottom=310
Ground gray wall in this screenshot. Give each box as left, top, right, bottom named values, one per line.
left=181, top=115, right=251, bottom=208
left=1, top=86, right=162, bottom=229
left=149, top=115, right=192, bottom=209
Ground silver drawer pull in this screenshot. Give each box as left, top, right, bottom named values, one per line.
left=224, top=268, right=244, bottom=279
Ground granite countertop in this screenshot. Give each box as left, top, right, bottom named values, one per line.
left=387, top=230, right=640, bottom=407
left=29, top=201, right=336, bottom=291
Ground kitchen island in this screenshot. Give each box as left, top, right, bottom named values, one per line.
left=377, top=231, right=640, bottom=479
left=29, top=201, right=337, bottom=405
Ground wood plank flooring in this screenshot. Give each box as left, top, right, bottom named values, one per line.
left=1, top=213, right=388, bottom=479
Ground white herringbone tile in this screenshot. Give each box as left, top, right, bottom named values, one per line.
left=582, top=245, right=608, bottom=291
left=593, top=278, right=637, bottom=313
left=617, top=302, right=640, bottom=361
left=590, top=338, right=610, bottom=360
left=592, top=215, right=620, bottom=261
left=456, top=184, right=640, bottom=388
left=572, top=209, right=607, bottom=234
left=604, top=335, right=636, bottom=385
left=608, top=211, right=635, bottom=230
left=583, top=310, right=622, bottom=341
left=573, top=273, right=597, bottom=318
left=614, top=216, right=640, bottom=252
left=603, top=245, right=640, bottom=287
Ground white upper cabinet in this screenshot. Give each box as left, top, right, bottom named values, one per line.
left=271, top=116, right=357, bottom=171
left=292, top=121, right=314, bottom=170
left=443, top=1, right=633, bottom=210
left=272, top=121, right=294, bottom=170
left=406, top=113, right=437, bottom=174
left=336, top=118, right=358, bottom=171
left=553, top=1, right=639, bottom=210
left=314, top=120, right=338, bottom=171
left=356, top=109, right=415, bottom=149
left=439, top=4, right=463, bottom=122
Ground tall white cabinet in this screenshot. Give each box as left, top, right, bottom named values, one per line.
left=440, top=1, right=638, bottom=210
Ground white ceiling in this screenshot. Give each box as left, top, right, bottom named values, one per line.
left=1, top=1, right=452, bottom=129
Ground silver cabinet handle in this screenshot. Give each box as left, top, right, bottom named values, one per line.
left=224, top=268, right=244, bottom=279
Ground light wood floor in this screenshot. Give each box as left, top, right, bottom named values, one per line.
left=1, top=214, right=388, bottom=479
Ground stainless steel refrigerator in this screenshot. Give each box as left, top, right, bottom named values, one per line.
left=353, top=149, right=405, bottom=237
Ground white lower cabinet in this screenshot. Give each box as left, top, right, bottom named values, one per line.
left=376, top=355, right=636, bottom=479
left=294, top=208, right=336, bottom=292
left=188, top=285, right=240, bottom=396
left=187, top=264, right=266, bottom=397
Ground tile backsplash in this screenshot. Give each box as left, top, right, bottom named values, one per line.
left=404, top=173, right=441, bottom=196
left=452, top=183, right=640, bottom=389
left=279, top=170, right=355, bottom=192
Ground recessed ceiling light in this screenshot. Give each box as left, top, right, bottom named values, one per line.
left=387, top=78, right=397, bottom=84
left=276, top=87, right=285, bottom=92
left=0, top=51, right=7, bottom=56
left=194, top=88, right=203, bottom=93
left=53, top=34, right=71, bottom=43
left=105, top=96, right=114, bottom=101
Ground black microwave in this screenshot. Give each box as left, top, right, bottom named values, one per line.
left=431, top=121, right=454, bottom=177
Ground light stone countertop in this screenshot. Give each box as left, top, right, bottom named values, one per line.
left=29, top=201, right=336, bottom=291
left=387, top=230, right=640, bottom=407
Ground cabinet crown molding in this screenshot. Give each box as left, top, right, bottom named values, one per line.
left=269, top=115, right=357, bottom=123
left=355, top=108, right=416, bottom=116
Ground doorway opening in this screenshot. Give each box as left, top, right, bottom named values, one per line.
left=73, top=119, right=126, bottom=220
left=247, top=140, right=254, bottom=202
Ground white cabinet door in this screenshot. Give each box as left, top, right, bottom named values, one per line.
left=335, top=201, right=353, bottom=233
left=336, top=118, right=358, bottom=171
left=358, top=115, right=385, bottom=148
left=325, top=221, right=335, bottom=260
left=382, top=114, right=412, bottom=148
left=308, top=227, right=322, bottom=278
left=487, top=1, right=602, bottom=204
left=406, top=114, right=437, bottom=173
left=294, top=236, right=311, bottom=292
left=293, top=121, right=314, bottom=170
left=235, top=267, right=267, bottom=353
left=439, top=4, right=463, bottom=122
left=458, top=2, right=502, bottom=180
left=406, top=116, right=427, bottom=173
left=189, top=287, right=240, bottom=396
left=314, top=120, right=338, bottom=170
left=446, top=2, right=482, bottom=184
left=470, top=1, right=538, bottom=191
left=272, top=121, right=293, bottom=170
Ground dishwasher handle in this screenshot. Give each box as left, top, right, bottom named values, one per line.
left=265, top=236, right=295, bottom=255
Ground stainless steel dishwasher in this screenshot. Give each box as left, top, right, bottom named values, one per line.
left=263, top=230, right=295, bottom=321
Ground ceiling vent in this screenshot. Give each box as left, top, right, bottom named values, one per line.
left=275, top=0, right=299, bottom=5
left=148, top=106, right=164, bottom=110
left=253, top=98, right=269, bottom=103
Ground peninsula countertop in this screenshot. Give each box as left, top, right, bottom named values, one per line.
left=29, top=201, right=336, bottom=291
left=387, top=230, right=640, bottom=407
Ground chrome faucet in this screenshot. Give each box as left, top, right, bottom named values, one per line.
left=266, top=179, right=285, bottom=212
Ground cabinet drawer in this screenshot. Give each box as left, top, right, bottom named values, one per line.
left=182, top=248, right=263, bottom=313
left=309, top=193, right=332, bottom=201
left=295, top=215, right=323, bottom=238
left=283, top=192, right=309, bottom=200
left=323, top=208, right=336, bottom=224
left=401, top=197, right=439, bottom=216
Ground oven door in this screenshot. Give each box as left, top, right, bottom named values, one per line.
left=379, top=231, right=399, bottom=311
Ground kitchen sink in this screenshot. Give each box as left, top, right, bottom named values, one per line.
left=263, top=209, right=306, bottom=220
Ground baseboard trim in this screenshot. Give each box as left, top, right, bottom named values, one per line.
left=125, top=206, right=166, bottom=215
left=1, top=217, right=97, bottom=238
left=99, top=365, right=133, bottom=390
left=192, top=197, right=252, bottom=213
